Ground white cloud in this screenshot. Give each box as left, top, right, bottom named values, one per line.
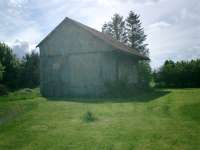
left=148, top=21, right=171, bottom=31
left=12, top=40, right=29, bottom=59
left=0, top=0, right=200, bottom=67
left=15, top=27, right=42, bottom=45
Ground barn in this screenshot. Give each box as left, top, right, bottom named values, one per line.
left=37, top=17, right=148, bottom=97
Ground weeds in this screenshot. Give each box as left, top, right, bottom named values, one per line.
left=82, top=111, right=95, bottom=123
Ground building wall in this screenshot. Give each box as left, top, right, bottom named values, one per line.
left=117, top=53, right=138, bottom=83
left=39, top=20, right=138, bottom=97
left=39, top=20, right=114, bottom=57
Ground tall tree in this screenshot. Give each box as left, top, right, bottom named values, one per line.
left=126, top=11, right=148, bottom=56
left=154, top=59, right=200, bottom=88
left=102, top=11, right=152, bottom=88
left=20, top=51, right=40, bottom=88
left=102, top=14, right=127, bottom=43
left=0, top=62, right=4, bottom=81
left=0, top=42, right=21, bottom=89
left=126, top=11, right=151, bottom=87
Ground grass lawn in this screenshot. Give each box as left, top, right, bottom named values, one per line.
left=0, top=88, right=200, bottom=150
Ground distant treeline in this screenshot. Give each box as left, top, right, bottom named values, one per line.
left=1, top=41, right=200, bottom=95
left=0, top=42, right=39, bottom=94
left=154, top=59, right=200, bottom=88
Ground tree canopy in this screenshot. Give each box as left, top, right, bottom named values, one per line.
left=102, top=14, right=127, bottom=43
left=0, top=42, right=21, bottom=89
left=154, top=59, right=200, bottom=88
left=102, top=11, right=151, bottom=88
left=126, top=11, right=148, bottom=56
left=0, top=42, right=40, bottom=91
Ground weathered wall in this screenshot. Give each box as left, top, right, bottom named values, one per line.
left=39, top=20, right=138, bottom=97
left=39, top=20, right=114, bottom=57
left=117, top=53, right=138, bottom=83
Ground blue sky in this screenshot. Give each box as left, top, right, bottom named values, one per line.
left=0, top=0, right=200, bottom=68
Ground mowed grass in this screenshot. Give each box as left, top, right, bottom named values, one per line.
left=0, top=88, right=200, bottom=150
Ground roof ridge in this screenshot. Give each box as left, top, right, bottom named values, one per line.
left=64, top=17, right=149, bottom=60
left=37, top=17, right=149, bottom=60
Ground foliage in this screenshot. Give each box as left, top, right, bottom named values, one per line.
left=82, top=111, right=95, bottom=123
left=102, top=13, right=127, bottom=43
left=0, top=84, right=8, bottom=96
left=0, top=42, right=21, bottom=89
left=0, top=88, right=200, bottom=149
left=0, top=42, right=40, bottom=90
left=0, top=88, right=40, bottom=102
left=102, top=11, right=152, bottom=88
left=19, top=51, right=40, bottom=88
left=126, top=11, right=148, bottom=56
left=104, top=79, right=152, bottom=98
left=154, top=59, right=200, bottom=88
left=0, top=62, right=4, bottom=81
left=137, top=60, right=152, bottom=88
left=126, top=11, right=151, bottom=88
left=104, top=79, right=134, bottom=97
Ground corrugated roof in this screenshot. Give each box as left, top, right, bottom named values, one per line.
left=37, top=17, right=149, bottom=60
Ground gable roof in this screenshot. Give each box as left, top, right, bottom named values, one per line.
left=37, top=17, right=149, bottom=60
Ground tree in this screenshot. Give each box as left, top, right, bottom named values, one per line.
left=126, top=11, right=151, bottom=88
left=20, top=51, right=40, bottom=88
left=137, top=61, right=152, bottom=88
left=154, top=59, right=200, bottom=88
left=0, top=62, right=4, bottom=81
left=126, top=11, right=148, bottom=56
left=102, top=14, right=127, bottom=43
left=0, top=42, right=21, bottom=89
left=102, top=11, right=152, bottom=88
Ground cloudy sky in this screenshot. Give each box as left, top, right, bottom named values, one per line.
left=0, top=0, right=200, bottom=68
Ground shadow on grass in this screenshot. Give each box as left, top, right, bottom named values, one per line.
left=47, top=89, right=171, bottom=103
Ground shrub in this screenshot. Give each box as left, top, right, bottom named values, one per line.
left=104, top=78, right=153, bottom=98
left=137, top=61, right=152, bottom=89
left=105, top=79, right=137, bottom=98
left=82, top=111, right=95, bottom=123
left=0, top=84, right=9, bottom=95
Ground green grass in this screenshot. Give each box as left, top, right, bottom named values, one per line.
left=0, top=88, right=200, bottom=150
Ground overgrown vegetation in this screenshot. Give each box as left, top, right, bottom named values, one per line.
left=82, top=111, right=95, bottom=123
left=0, top=42, right=40, bottom=94
left=104, top=79, right=152, bottom=98
left=154, top=59, right=200, bottom=88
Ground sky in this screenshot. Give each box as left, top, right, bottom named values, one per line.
left=0, top=0, right=200, bottom=68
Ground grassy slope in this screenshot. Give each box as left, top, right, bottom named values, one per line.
left=0, top=88, right=199, bottom=150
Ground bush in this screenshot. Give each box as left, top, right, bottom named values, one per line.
left=82, top=111, right=95, bottom=123
left=0, top=84, right=9, bottom=95
left=104, top=79, right=152, bottom=98
left=137, top=61, right=152, bottom=89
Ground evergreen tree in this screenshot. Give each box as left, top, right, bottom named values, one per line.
left=102, top=23, right=113, bottom=36
left=102, top=14, right=127, bottom=43
left=102, top=12, right=152, bottom=88
left=154, top=59, right=200, bottom=88
left=0, top=62, right=4, bottom=81
left=0, top=42, right=21, bottom=89
left=20, top=51, right=40, bottom=88
left=126, top=11, right=151, bottom=87
left=126, top=11, right=148, bottom=56
left=0, top=42, right=40, bottom=89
